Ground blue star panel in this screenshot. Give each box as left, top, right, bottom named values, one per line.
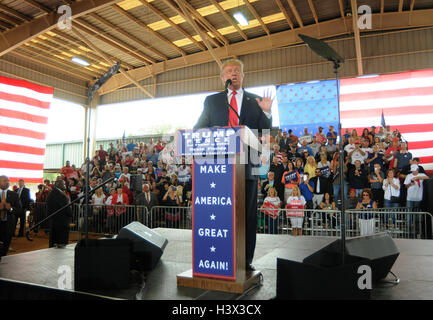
left=277, top=80, right=340, bottom=137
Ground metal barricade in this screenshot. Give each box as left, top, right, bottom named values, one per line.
left=71, top=204, right=149, bottom=236
left=257, top=207, right=433, bottom=239
left=149, top=206, right=192, bottom=229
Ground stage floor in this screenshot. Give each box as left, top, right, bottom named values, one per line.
left=1, top=228, right=433, bottom=300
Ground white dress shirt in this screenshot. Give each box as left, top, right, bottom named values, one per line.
left=226, top=88, right=272, bottom=119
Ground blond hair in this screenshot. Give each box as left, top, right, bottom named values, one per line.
left=220, top=59, right=244, bottom=77
left=291, top=186, right=301, bottom=197
left=267, top=187, right=277, bottom=197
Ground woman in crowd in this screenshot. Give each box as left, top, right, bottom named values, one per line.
left=286, top=186, right=306, bottom=236
left=351, top=129, right=361, bottom=143
left=319, top=192, right=337, bottom=230
left=317, top=153, right=332, bottom=180
left=68, top=178, right=80, bottom=202
left=304, top=156, right=317, bottom=179
left=382, top=169, right=400, bottom=229
left=91, top=162, right=102, bottom=179
left=281, top=161, right=300, bottom=203
left=91, top=187, right=105, bottom=233
left=294, top=158, right=304, bottom=176
left=261, top=187, right=281, bottom=234
left=362, top=128, right=373, bottom=145
left=356, top=188, right=377, bottom=236
left=162, top=185, right=181, bottom=225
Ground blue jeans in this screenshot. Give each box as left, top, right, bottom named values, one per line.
left=265, top=215, right=279, bottom=234
left=333, top=184, right=340, bottom=203
left=406, top=201, right=421, bottom=229
left=384, top=199, right=399, bottom=224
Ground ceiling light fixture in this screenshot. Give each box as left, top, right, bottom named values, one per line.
left=233, top=12, right=249, bottom=26
left=71, top=57, right=91, bottom=67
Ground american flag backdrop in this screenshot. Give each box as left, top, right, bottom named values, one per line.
left=277, top=68, right=433, bottom=174
left=339, top=69, right=433, bottom=173
left=0, top=76, right=53, bottom=183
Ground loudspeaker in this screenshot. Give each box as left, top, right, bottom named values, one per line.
left=304, top=232, right=400, bottom=282
left=74, top=238, right=131, bottom=291
left=118, top=222, right=168, bottom=270
left=277, top=252, right=371, bottom=300
left=276, top=233, right=400, bottom=299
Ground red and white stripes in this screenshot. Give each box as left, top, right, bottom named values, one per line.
left=340, top=69, right=433, bottom=173
left=0, top=76, right=53, bottom=183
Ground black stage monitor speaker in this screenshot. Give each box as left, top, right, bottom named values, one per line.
left=277, top=233, right=400, bottom=299
left=277, top=252, right=371, bottom=300
left=74, top=238, right=131, bottom=291
left=304, top=232, right=400, bottom=282
left=118, top=222, right=168, bottom=271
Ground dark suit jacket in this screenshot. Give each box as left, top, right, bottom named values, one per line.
left=46, top=188, right=72, bottom=228
left=310, top=176, right=333, bottom=195
left=134, top=191, right=158, bottom=211
left=15, top=187, right=31, bottom=212
left=194, top=90, right=272, bottom=180
left=3, top=190, right=21, bottom=219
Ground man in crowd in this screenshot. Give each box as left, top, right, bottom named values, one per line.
left=348, top=160, right=368, bottom=198
left=365, top=144, right=385, bottom=173
left=326, top=125, right=337, bottom=145
left=298, top=140, right=313, bottom=157
left=270, top=144, right=283, bottom=164
left=98, top=145, right=108, bottom=166
left=348, top=141, right=366, bottom=165
left=279, top=131, right=290, bottom=153
left=308, top=135, right=322, bottom=156
left=394, top=142, right=412, bottom=171
left=60, top=161, right=74, bottom=179
left=315, top=127, right=327, bottom=145
left=311, top=168, right=332, bottom=208
left=0, top=176, right=21, bottom=259
left=270, top=155, right=285, bottom=201
left=404, top=164, right=429, bottom=209
left=46, top=179, right=72, bottom=248
left=194, top=58, right=272, bottom=271
left=134, top=183, right=158, bottom=222
left=299, top=127, right=313, bottom=145
left=288, top=129, right=299, bottom=146
left=14, top=179, right=32, bottom=237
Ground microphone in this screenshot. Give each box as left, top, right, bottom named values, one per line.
left=225, top=79, right=232, bottom=92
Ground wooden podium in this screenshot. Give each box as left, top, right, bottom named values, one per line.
left=175, top=126, right=262, bottom=294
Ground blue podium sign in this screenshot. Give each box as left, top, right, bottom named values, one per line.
left=176, top=126, right=243, bottom=157
left=192, top=159, right=236, bottom=280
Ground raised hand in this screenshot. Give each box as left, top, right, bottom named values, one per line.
left=255, top=89, right=274, bottom=113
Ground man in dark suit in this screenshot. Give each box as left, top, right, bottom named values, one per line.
left=194, top=59, right=273, bottom=271
left=15, top=179, right=32, bottom=237
left=134, top=183, right=158, bottom=212
left=270, top=156, right=285, bottom=201
left=0, top=175, right=21, bottom=259
left=46, top=179, right=72, bottom=248
left=310, top=169, right=333, bottom=208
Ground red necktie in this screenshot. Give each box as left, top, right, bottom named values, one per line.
left=229, top=91, right=239, bottom=126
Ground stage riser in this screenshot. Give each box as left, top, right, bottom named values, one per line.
left=0, top=279, right=111, bottom=300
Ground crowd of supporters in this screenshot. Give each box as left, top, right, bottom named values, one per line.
left=64, top=139, right=191, bottom=204
left=33, top=138, right=193, bottom=231
left=259, top=125, right=430, bottom=235
left=31, top=126, right=429, bottom=236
